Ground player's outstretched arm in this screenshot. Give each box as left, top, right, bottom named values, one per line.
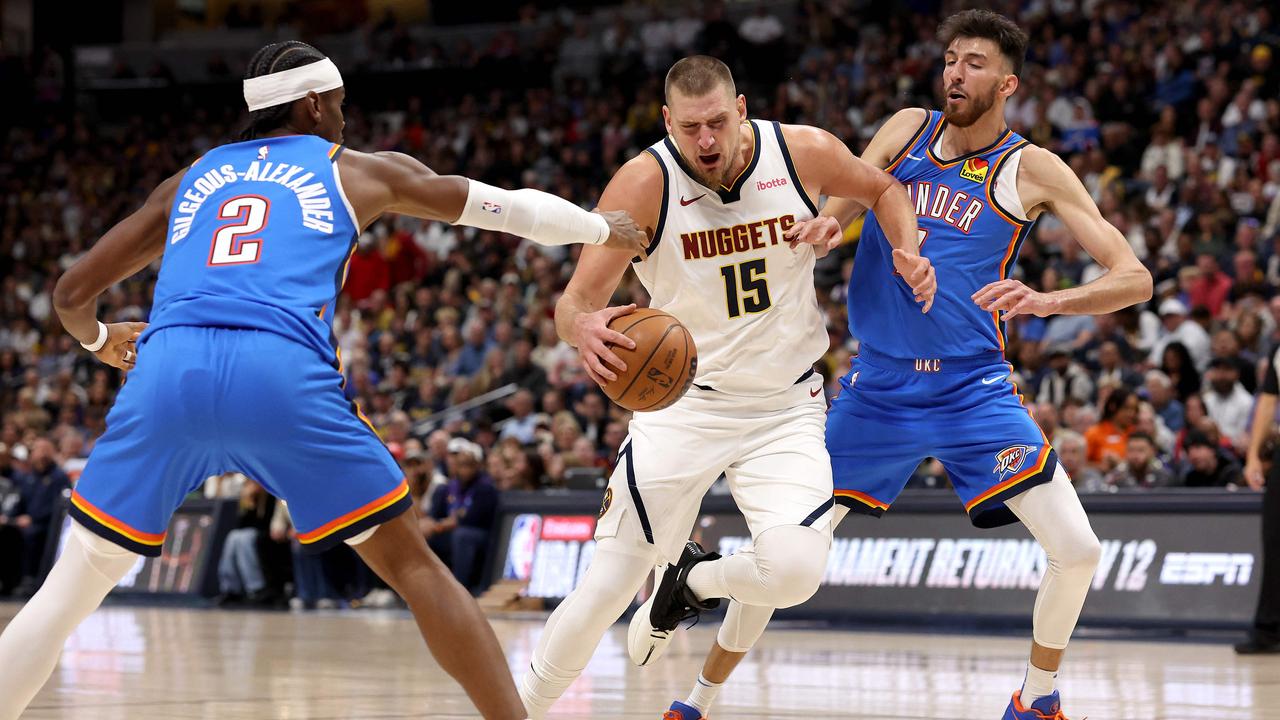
left=338, top=150, right=648, bottom=255
left=52, top=170, right=183, bottom=370
left=555, top=152, right=663, bottom=386
left=972, top=146, right=1153, bottom=319
left=786, top=110, right=930, bottom=257
left=784, top=122, right=936, bottom=312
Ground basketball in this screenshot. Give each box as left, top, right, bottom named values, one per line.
left=599, top=308, right=697, bottom=412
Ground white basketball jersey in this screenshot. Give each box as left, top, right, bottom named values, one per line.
left=633, top=119, right=827, bottom=396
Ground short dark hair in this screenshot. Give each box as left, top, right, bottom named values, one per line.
left=239, top=40, right=327, bottom=141
left=665, top=55, right=736, bottom=104
left=1128, top=431, right=1154, bottom=446
left=938, top=9, right=1029, bottom=76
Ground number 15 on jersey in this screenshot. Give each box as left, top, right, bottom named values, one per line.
left=719, top=258, right=771, bottom=318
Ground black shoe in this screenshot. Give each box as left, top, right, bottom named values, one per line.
left=1234, top=636, right=1280, bottom=655
left=213, top=592, right=244, bottom=607
left=626, top=541, right=721, bottom=666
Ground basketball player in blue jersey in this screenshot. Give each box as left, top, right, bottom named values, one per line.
left=0, top=41, right=646, bottom=720
left=659, top=11, right=1152, bottom=720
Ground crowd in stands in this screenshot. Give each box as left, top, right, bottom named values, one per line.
left=1, top=0, right=1279, bottom=600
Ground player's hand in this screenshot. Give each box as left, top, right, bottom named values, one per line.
left=891, top=249, right=936, bottom=313
left=572, top=304, right=637, bottom=386
left=1245, top=456, right=1266, bottom=491
left=971, top=279, right=1058, bottom=320
left=94, top=322, right=148, bottom=372
left=595, top=210, right=650, bottom=258
left=785, top=216, right=843, bottom=254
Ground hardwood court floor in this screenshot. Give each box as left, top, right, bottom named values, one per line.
left=2, top=604, right=1273, bottom=719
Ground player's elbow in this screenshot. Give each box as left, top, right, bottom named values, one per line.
left=1129, top=263, right=1154, bottom=303
left=52, top=271, right=92, bottom=314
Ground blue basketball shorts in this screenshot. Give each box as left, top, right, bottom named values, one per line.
left=827, top=346, right=1057, bottom=528
left=71, top=326, right=410, bottom=556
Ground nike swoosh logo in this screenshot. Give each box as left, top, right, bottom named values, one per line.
left=810, top=387, right=823, bottom=397
left=679, top=194, right=706, bottom=206
left=981, top=374, right=1008, bottom=385
left=906, top=154, right=924, bottom=161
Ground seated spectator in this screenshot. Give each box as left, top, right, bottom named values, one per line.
left=423, top=438, right=498, bottom=593
left=1056, top=429, right=1106, bottom=493
left=1106, top=432, right=1175, bottom=489
left=215, top=479, right=277, bottom=606
left=1085, top=386, right=1138, bottom=470
left=488, top=438, right=538, bottom=491
left=1036, top=345, right=1094, bottom=406
left=5, top=438, right=71, bottom=593
left=498, top=389, right=541, bottom=445
left=1160, top=340, right=1203, bottom=402
left=271, top=502, right=343, bottom=611
left=1181, top=432, right=1244, bottom=487
left=1202, top=358, right=1254, bottom=451
left=1143, top=369, right=1185, bottom=432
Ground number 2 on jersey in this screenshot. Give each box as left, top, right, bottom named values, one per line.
left=208, top=195, right=270, bottom=266
left=720, top=258, right=771, bottom=318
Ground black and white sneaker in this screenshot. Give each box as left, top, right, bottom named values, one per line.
left=628, top=541, right=721, bottom=666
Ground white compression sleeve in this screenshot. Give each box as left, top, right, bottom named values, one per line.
left=1004, top=464, right=1102, bottom=650
left=520, top=537, right=657, bottom=719
left=455, top=179, right=609, bottom=247
left=0, top=523, right=139, bottom=720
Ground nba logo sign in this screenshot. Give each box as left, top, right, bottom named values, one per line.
left=960, top=157, right=989, bottom=183
left=503, top=513, right=542, bottom=581
left=993, top=444, right=1035, bottom=480
left=481, top=201, right=503, bottom=214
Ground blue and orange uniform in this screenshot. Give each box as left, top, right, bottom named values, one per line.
left=830, top=110, right=1056, bottom=527
left=71, top=135, right=411, bottom=556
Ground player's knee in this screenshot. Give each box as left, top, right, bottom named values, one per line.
left=1050, top=529, right=1101, bottom=577
left=754, top=526, right=827, bottom=608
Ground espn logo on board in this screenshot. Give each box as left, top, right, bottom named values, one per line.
left=1159, top=553, right=1253, bottom=586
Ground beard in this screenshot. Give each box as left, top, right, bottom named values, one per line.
left=942, top=86, right=997, bottom=127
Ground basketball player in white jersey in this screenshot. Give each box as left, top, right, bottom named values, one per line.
left=518, top=55, right=935, bottom=718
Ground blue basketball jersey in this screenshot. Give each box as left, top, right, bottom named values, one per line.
left=147, top=134, right=357, bottom=360
left=849, top=111, right=1035, bottom=359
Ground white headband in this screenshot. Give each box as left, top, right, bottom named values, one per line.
left=243, top=57, right=343, bottom=112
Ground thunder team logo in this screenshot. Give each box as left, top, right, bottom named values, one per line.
left=993, top=444, right=1036, bottom=480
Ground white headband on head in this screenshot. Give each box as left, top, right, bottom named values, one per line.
left=243, top=57, right=343, bottom=112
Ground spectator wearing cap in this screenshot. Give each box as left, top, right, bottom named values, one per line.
left=423, top=438, right=498, bottom=593
left=1151, top=298, right=1211, bottom=371
left=1143, top=369, right=1186, bottom=433
left=1203, top=358, right=1255, bottom=451
left=1105, top=432, right=1175, bottom=489
left=1085, top=387, right=1139, bottom=471
left=1181, top=431, right=1243, bottom=487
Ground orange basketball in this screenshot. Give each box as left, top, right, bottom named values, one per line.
left=599, top=308, right=697, bottom=412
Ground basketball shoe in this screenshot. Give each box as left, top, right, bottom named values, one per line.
left=662, top=700, right=706, bottom=719
left=1003, top=690, right=1074, bottom=719
left=628, top=541, right=720, bottom=666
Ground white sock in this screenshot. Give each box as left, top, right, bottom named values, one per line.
left=1020, top=663, right=1057, bottom=706
left=686, top=673, right=723, bottom=713
left=0, top=524, right=138, bottom=720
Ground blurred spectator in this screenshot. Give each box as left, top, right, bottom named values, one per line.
left=1106, top=432, right=1175, bottom=489
left=1203, top=358, right=1256, bottom=452
left=1056, top=430, right=1105, bottom=493
left=1160, top=341, right=1203, bottom=402
left=1181, top=432, right=1243, bottom=487
left=423, top=438, right=497, bottom=592
left=215, top=480, right=277, bottom=606
left=1143, top=370, right=1185, bottom=433
left=1035, top=346, right=1094, bottom=407
left=1085, top=387, right=1138, bottom=471
left=2, top=439, right=69, bottom=592
left=1150, top=299, right=1211, bottom=371
left=499, top=389, right=541, bottom=445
